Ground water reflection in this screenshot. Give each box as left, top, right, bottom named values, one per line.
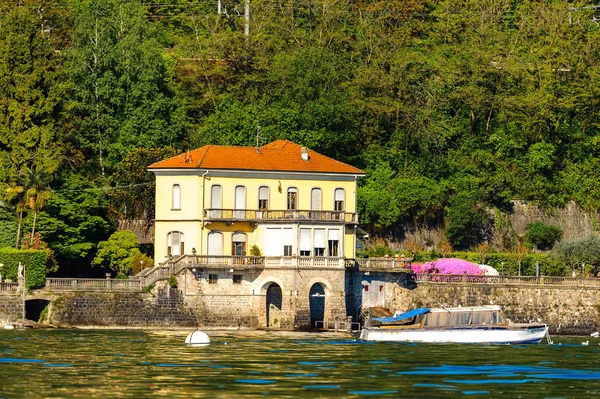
left=0, top=330, right=599, bottom=398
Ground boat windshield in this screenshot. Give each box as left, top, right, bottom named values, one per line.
left=423, top=308, right=503, bottom=327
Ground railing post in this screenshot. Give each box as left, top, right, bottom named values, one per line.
left=106, top=273, right=112, bottom=291
left=71, top=279, right=77, bottom=290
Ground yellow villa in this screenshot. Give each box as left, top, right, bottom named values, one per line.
left=148, top=140, right=365, bottom=264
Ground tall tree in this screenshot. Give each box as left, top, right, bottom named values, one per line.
left=0, top=0, right=65, bottom=247
left=68, top=0, right=186, bottom=176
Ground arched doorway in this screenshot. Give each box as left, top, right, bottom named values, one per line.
left=309, top=283, right=325, bottom=329
left=265, top=283, right=282, bottom=328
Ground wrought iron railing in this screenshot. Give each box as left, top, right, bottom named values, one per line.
left=203, top=208, right=359, bottom=224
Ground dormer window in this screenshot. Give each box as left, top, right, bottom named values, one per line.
left=172, top=184, right=181, bottom=210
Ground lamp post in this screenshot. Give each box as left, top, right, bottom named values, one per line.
left=582, top=263, right=585, bottom=288
left=536, top=261, right=539, bottom=284
left=0, top=263, right=3, bottom=282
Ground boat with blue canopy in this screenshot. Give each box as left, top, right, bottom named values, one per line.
left=360, top=305, right=550, bottom=344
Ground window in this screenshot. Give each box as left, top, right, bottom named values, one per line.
left=233, top=275, right=242, bottom=284
left=258, top=186, right=269, bottom=210
left=284, top=246, right=292, bottom=256
left=334, top=188, right=345, bottom=211
left=283, top=228, right=293, bottom=256
left=311, top=188, right=322, bottom=210
left=328, top=229, right=339, bottom=257
left=172, top=184, right=181, bottom=210
left=300, top=229, right=311, bottom=257
left=232, top=232, right=247, bottom=256
left=287, top=187, right=298, bottom=210
left=167, top=232, right=185, bottom=256
left=314, top=229, right=326, bottom=257
left=209, top=274, right=218, bottom=284
left=211, top=185, right=222, bottom=208
left=235, top=186, right=246, bottom=218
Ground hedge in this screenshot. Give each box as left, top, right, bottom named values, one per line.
left=0, top=248, right=49, bottom=289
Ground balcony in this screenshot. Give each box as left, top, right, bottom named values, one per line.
left=203, top=209, right=359, bottom=224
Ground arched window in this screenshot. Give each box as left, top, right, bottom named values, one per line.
left=211, top=185, right=222, bottom=208
left=235, top=186, right=246, bottom=218
left=167, top=231, right=185, bottom=256
left=207, top=231, right=223, bottom=257
left=210, top=185, right=222, bottom=218
left=172, top=184, right=181, bottom=210
left=232, top=232, right=247, bottom=257
left=334, top=188, right=345, bottom=211
left=311, top=188, right=322, bottom=210
left=258, top=186, right=269, bottom=210
left=287, top=187, right=298, bottom=210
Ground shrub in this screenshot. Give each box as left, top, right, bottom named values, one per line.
left=141, top=283, right=155, bottom=294
left=168, top=274, right=178, bottom=288
left=553, top=234, right=600, bottom=272
left=526, top=221, right=562, bottom=250
left=0, top=248, right=49, bottom=289
left=92, top=230, right=141, bottom=275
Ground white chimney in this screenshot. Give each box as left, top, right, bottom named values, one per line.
left=301, top=147, right=309, bottom=162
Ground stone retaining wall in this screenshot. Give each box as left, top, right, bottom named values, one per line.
left=390, top=283, right=600, bottom=335
left=49, top=288, right=197, bottom=327
left=0, top=294, right=21, bottom=324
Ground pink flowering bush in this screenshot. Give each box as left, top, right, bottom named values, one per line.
left=410, top=258, right=483, bottom=275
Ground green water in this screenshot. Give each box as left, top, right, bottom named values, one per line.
left=1, top=330, right=599, bottom=398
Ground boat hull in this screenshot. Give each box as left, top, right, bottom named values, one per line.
left=359, top=324, right=548, bottom=344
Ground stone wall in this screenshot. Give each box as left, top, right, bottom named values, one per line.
left=389, top=282, right=600, bottom=335
left=0, top=293, right=21, bottom=324
left=49, top=288, right=197, bottom=327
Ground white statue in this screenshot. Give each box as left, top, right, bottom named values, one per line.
left=17, top=262, right=23, bottom=279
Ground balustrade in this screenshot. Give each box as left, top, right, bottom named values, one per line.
left=203, top=208, right=359, bottom=224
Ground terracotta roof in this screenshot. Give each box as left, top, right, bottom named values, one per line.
left=148, top=140, right=365, bottom=175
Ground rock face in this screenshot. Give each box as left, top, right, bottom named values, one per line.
left=375, top=200, right=600, bottom=251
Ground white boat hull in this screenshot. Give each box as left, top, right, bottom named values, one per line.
left=360, top=324, right=548, bottom=344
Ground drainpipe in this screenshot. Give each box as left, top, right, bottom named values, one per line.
left=200, top=170, right=209, bottom=255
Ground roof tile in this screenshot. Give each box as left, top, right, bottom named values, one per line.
left=148, top=140, right=364, bottom=175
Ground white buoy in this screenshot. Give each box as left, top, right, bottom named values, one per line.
left=591, top=331, right=599, bottom=338
left=185, top=330, right=210, bottom=346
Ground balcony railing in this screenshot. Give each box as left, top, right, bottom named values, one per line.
left=45, top=278, right=144, bottom=291
left=203, top=209, right=359, bottom=224
left=0, top=282, right=19, bottom=292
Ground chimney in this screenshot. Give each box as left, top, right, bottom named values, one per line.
left=301, top=147, right=309, bottom=162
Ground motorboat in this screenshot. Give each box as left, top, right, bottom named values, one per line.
left=359, top=305, right=550, bottom=344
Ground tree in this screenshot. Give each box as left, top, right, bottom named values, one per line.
left=526, top=221, right=563, bottom=251
left=92, top=230, right=141, bottom=276
left=36, top=174, right=111, bottom=276
left=108, top=147, right=177, bottom=222
left=68, top=0, right=186, bottom=175
left=0, top=0, right=65, bottom=248
left=553, top=235, right=600, bottom=275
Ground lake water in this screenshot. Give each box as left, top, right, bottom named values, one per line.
left=1, top=329, right=599, bottom=398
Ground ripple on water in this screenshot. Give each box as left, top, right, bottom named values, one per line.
left=347, top=390, right=398, bottom=395
left=0, top=358, right=45, bottom=363
left=235, top=379, right=277, bottom=385
left=303, top=385, right=340, bottom=390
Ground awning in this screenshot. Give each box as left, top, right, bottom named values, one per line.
left=374, top=308, right=430, bottom=324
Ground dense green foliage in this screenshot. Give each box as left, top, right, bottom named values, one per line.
left=553, top=235, right=600, bottom=274
left=3, top=0, right=600, bottom=275
left=92, top=230, right=141, bottom=276
left=0, top=248, right=49, bottom=289
left=526, top=221, right=563, bottom=251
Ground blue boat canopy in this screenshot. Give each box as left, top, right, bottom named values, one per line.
left=374, top=308, right=430, bottom=324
